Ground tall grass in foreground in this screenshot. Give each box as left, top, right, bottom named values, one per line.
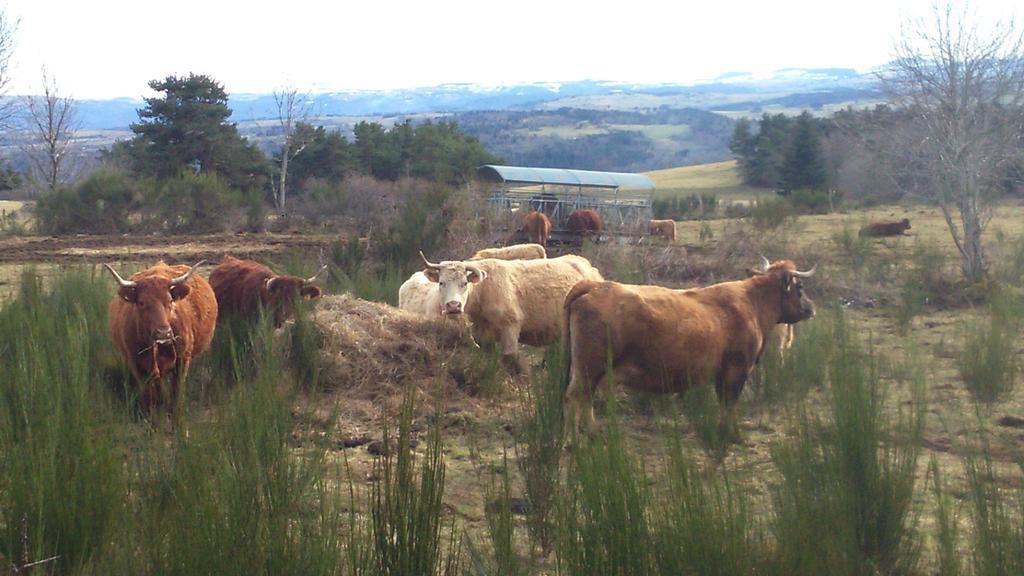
left=770, top=311, right=925, bottom=575
left=515, top=344, right=564, bottom=555
left=127, top=314, right=347, bottom=576
left=368, top=392, right=461, bottom=576
left=750, top=313, right=837, bottom=406
left=961, top=438, right=1024, bottom=576
left=0, top=269, right=127, bottom=574
left=555, top=395, right=653, bottom=576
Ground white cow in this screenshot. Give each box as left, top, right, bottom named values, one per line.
left=417, top=253, right=603, bottom=365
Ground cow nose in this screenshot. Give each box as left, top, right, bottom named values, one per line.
left=152, top=326, right=173, bottom=341
left=444, top=301, right=463, bottom=314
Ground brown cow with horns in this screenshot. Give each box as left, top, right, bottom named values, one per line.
left=562, top=257, right=816, bottom=434
left=209, top=255, right=327, bottom=327
left=106, top=260, right=217, bottom=410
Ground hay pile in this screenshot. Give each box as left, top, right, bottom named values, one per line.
left=310, top=294, right=481, bottom=397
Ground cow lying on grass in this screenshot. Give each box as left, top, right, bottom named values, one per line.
left=106, top=261, right=217, bottom=411
left=859, top=218, right=911, bottom=237
left=562, top=257, right=815, bottom=434
left=209, top=255, right=327, bottom=327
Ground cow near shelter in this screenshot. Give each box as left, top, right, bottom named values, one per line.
left=521, top=211, right=552, bottom=247
left=859, top=218, right=911, bottom=238
left=567, top=209, right=603, bottom=243
left=649, top=219, right=677, bottom=242
left=416, top=252, right=604, bottom=370
left=209, top=255, right=327, bottom=327
left=106, top=261, right=217, bottom=411
left=562, top=257, right=815, bottom=433
left=470, top=243, right=547, bottom=261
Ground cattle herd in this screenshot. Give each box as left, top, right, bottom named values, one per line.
left=104, top=213, right=824, bottom=433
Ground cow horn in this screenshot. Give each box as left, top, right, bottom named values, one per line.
left=103, top=263, right=137, bottom=288
left=169, top=260, right=207, bottom=286
left=419, top=251, right=441, bottom=270
left=791, top=264, right=817, bottom=278
left=759, top=255, right=771, bottom=272
left=265, top=276, right=277, bottom=291
left=305, top=264, right=328, bottom=284
left=466, top=263, right=484, bottom=280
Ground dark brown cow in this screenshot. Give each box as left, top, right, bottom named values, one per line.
left=522, top=211, right=552, bottom=247
left=567, top=209, right=603, bottom=243
left=562, top=258, right=815, bottom=433
left=106, top=261, right=217, bottom=410
left=209, top=255, right=326, bottom=327
left=859, top=218, right=911, bottom=237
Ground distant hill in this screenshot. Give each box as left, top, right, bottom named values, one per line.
left=65, top=68, right=880, bottom=130
left=6, top=68, right=882, bottom=174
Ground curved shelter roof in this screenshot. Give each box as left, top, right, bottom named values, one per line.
left=478, top=165, right=655, bottom=190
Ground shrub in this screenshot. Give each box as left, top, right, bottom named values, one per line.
left=770, top=311, right=924, bottom=574
left=962, top=440, right=1024, bottom=576
left=555, top=396, right=653, bottom=576
left=0, top=269, right=127, bottom=573
left=652, top=193, right=718, bottom=220
left=788, top=188, right=840, bottom=214
left=369, top=393, right=461, bottom=575
left=515, top=344, right=564, bottom=555
left=374, top=179, right=452, bottom=269
left=958, top=293, right=1022, bottom=404
left=35, top=168, right=136, bottom=234
left=143, top=172, right=242, bottom=233
left=749, top=198, right=796, bottom=231
left=652, top=432, right=764, bottom=575
left=831, top=224, right=875, bottom=270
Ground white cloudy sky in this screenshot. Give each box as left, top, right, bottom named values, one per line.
left=4, top=0, right=1022, bottom=99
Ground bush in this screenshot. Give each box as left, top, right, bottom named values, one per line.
left=653, top=193, right=718, bottom=220
left=788, top=188, right=840, bottom=214
left=35, top=168, right=136, bottom=234
left=958, top=293, right=1022, bottom=404
left=749, top=198, right=796, bottom=231
left=831, top=225, right=875, bottom=270
left=770, top=311, right=924, bottom=574
left=515, top=344, right=564, bottom=555
left=143, top=172, right=242, bottom=233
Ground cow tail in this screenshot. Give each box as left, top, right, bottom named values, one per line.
left=561, top=280, right=598, bottom=393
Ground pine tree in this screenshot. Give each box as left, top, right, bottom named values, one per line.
left=779, top=112, right=828, bottom=193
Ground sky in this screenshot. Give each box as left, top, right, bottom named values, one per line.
left=3, top=0, right=1023, bottom=100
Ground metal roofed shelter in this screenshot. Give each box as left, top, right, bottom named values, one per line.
left=479, top=165, right=656, bottom=232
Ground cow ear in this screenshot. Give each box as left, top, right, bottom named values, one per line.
left=170, top=283, right=191, bottom=301
left=424, top=269, right=440, bottom=283
left=781, top=273, right=795, bottom=292
left=118, top=286, right=138, bottom=303
left=301, top=285, right=322, bottom=300
left=467, top=269, right=486, bottom=283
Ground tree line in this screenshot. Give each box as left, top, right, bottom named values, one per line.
left=31, top=74, right=499, bottom=234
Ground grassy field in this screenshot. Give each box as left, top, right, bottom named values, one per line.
left=644, top=159, right=766, bottom=202
left=0, top=191, right=1023, bottom=574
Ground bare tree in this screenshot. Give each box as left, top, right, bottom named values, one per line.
left=272, top=86, right=314, bottom=212
left=23, top=69, right=80, bottom=191
left=883, top=3, right=1024, bottom=282
left=0, top=10, right=18, bottom=129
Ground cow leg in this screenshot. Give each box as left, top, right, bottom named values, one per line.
left=716, top=364, right=750, bottom=444
left=500, top=326, right=524, bottom=375
left=171, top=358, right=191, bottom=413
left=563, top=371, right=597, bottom=440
